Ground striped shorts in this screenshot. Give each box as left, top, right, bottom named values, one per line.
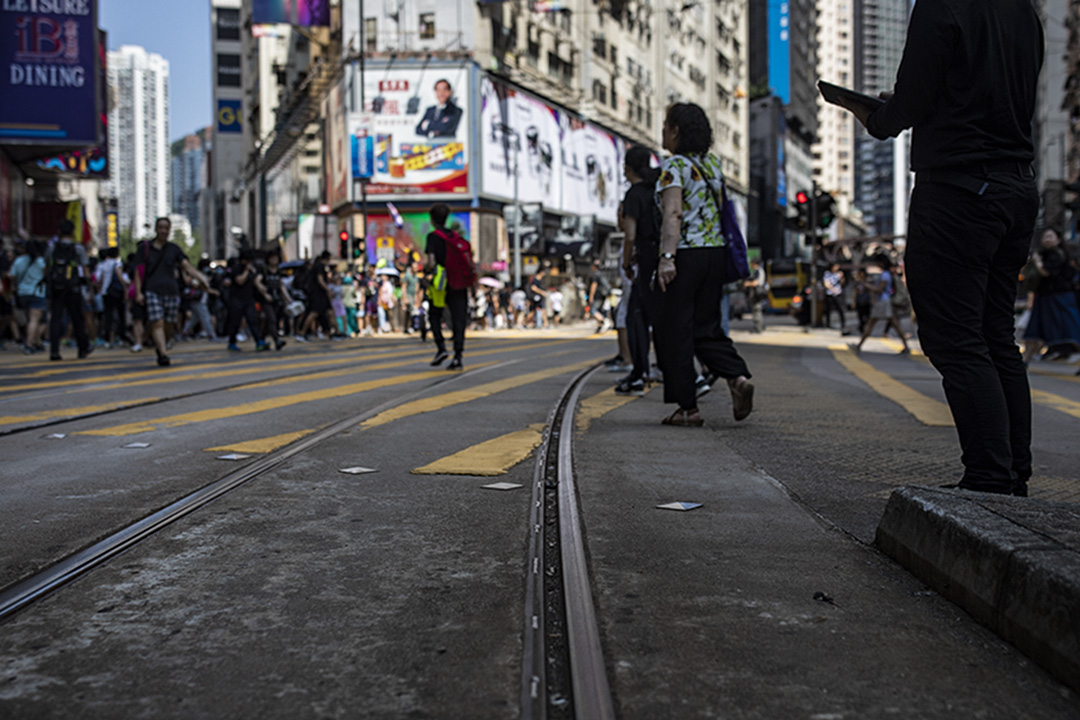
left=145, top=291, right=181, bottom=324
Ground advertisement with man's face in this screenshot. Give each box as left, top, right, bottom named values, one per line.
left=359, top=64, right=470, bottom=198
left=479, top=77, right=562, bottom=207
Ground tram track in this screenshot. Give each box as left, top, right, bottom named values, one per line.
left=0, top=358, right=525, bottom=623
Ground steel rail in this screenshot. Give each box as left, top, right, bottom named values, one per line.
left=0, top=360, right=520, bottom=623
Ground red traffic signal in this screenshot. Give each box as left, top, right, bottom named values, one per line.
left=339, top=230, right=349, bottom=242
left=795, top=191, right=810, bottom=205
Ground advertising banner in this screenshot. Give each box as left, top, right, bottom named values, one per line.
left=359, top=64, right=470, bottom=198
left=323, top=79, right=351, bottom=209
left=217, top=99, right=243, bottom=133
left=0, top=151, right=11, bottom=235
left=252, top=0, right=327, bottom=26
left=0, top=0, right=99, bottom=145
left=364, top=210, right=470, bottom=267
left=480, top=76, right=562, bottom=209
left=480, top=76, right=627, bottom=225
left=349, top=113, right=374, bottom=179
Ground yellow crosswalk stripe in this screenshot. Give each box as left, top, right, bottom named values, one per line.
left=829, top=345, right=954, bottom=427
left=76, top=366, right=476, bottom=437
left=412, top=424, right=547, bottom=476
left=205, top=429, right=317, bottom=454
left=576, top=385, right=651, bottom=432
left=360, top=358, right=599, bottom=431
left=1031, top=389, right=1080, bottom=419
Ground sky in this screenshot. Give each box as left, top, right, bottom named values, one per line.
left=98, top=0, right=212, bottom=143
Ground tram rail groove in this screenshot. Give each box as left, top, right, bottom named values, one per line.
left=522, top=364, right=615, bottom=720
left=0, top=360, right=522, bottom=623
left=0, top=339, right=541, bottom=438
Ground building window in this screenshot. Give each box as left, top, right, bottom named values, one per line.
left=216, top=53, right=241, bottom=87
left=365, top=18, right=377, bottom=51
left=593, top=80, right=607, bottom=105
left=216, top=9, right=240, bottom=41
left=419, top=13, right=435, bottom=39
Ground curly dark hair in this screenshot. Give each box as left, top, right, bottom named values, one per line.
left=665, top=103, right=713, bottom=156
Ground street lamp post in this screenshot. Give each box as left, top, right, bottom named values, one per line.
left=497, top=123, right=522, bottom=289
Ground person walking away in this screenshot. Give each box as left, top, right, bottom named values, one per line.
left=1023, top=228, right=1080, bottom=364
left=588, top=260, right=612, bottom=333
left=528, top=269, right=548, bottom=329
left=822, top=262, right=846, bottom=332
left=259, top=252, right=289, bottom=348
left=744, top=258, right=768, bottom=333
left=853, top=269, right=873, bottom=334
left=853, top=256, right=910, bottom=355
left=836, top=0, right=1043, bottom=495
left=224, top=250, right=271, bottom=352
left=617, top=145, right=662, bottom=395
left=135, top=217, right=213, bottom=366
left=341, top=275, right=359, bottom=336
left=97, top=247, right=126, bottom=347
left=9, top=239, right=48, bottom=353
left=654, top=103, right=754, bottom=426
left=298, top=251, right=334, bottom=340
left=45, top=220, right=91, bottom=361
left=402, top=263, right=418, bottom=334
left=424, top=203, right=471, bottom=369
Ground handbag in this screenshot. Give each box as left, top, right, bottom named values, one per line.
left=685, top=155, right=751, bottom=282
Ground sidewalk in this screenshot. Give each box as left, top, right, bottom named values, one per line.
left=572, top=369, right=1079, bottom=717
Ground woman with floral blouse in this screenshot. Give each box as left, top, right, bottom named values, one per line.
left=654, top=103, right=754, bottom=427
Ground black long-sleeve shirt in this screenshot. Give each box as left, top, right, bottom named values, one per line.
left=866, top=0, right=1044, bottom=172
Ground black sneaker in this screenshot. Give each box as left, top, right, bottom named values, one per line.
left=77, top=346, right=93, bottom=360
left=695, top=375, right=712, bottom=399
left=275, top=338, right=287, bottom=351
left=431, top=350, right=449, bottom=366
left=49, top=354, right=62, bottom=361
left=157, top=354, right=171, bottom=367
left=603, top=354, right=625, bottom=367
left=615, top=377, right=645, bottom=397
left=447, top=356, right=463, bottom=371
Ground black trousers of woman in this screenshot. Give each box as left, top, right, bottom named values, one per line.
left=628, top=263, right=660, bottom=382
left=656, top=246, right=751, bottom=410
left=226, top=298, right=264, bottom=346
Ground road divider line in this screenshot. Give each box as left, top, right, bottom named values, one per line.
left=75, top=365, right=494, bottom=437
left=0, top=398, right=164, bottom=427
left=412, top=424, right=547, bottom=476
left=359, top=358, right=600, bottom=431
left=829, top=346, right=954, bottom=427
left=575, top=385, right=652, bottom=433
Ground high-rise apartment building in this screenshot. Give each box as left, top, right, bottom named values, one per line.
left=171, top=129, right=209, bottom=237
left=106, top=45, right=170, bottom=240
left=813, top=0, right=856, bottom=220
left=207, top=0, right=246, bottom=259
left=852, top=0, right=909, bottom=238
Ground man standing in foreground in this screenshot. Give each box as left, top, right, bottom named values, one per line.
left=836, top=0, right=1043, bottom=496
left=134, top=217, right=214, bottom=367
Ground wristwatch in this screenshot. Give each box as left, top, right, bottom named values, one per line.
left=660, top=252, right=676, bottom=260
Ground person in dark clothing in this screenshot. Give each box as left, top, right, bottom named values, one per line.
left=1023, top=228, right=1080, bottom=363
left=425, top=203, right=467, bottom=370
left=46, top=220, right=91, bottom=361
left=837, top=0, right=1043, bottom=496
left=225, top=250, right=271, bottom=352
left=260, top=251, right=290, bottom=348
left=616, top=145, right=662, bottom=396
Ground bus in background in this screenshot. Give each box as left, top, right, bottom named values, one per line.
left=766, top=258, right=810, bottom=311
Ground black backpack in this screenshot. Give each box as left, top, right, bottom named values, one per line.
left=48, top=242, right=80, bottom=294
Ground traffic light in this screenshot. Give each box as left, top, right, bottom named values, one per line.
left=815, top=191, right=837, bottom=229
left=338, top=229, right=349, bottom=259
left=794, top=190, right=812, bottom=229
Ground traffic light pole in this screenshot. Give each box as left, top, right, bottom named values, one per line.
left=358, top=0, right=368, bottom=266
left=809, top=179, right=819, bottom=328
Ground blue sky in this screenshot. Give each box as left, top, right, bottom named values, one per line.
left=99, top=1, right=212, bottom=142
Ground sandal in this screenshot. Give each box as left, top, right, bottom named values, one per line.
left=661, top=407, right=704, bottom=427
left=730, top=380, right=754, bottom=421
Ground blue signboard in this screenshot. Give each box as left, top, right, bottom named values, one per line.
left=0, top=0, right=99, bottom=145
left=351, top=134, right=374, bottom=179
left=768, top=0, right=790, bottom=105
left=217, top=99, right=243, bottom=133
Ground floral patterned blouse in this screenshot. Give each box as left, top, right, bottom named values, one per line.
left=655, top=153, right=726, bottom=249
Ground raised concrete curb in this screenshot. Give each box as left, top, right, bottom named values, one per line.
left=876, top=487, right=1080, bottom=693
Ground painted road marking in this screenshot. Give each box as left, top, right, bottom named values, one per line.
left=205, top=429, right=317, bottom=454
left=829, top=345, right=954, bottom=427
left=0, top=398, right=163, bottom=427
left=1031, top=389, right=1080, bottom=420
left=576, top=385, right=652, bottom=433
left=75, top=366, right=485, bottom=437
left=413, top=424, right=547, bottom=476
left=361, top=359, right=599, bottom=431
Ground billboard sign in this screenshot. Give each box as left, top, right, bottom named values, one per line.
left=323, top=78, right=350, bottom=209
left=359, top=63, right=470, bottom=198
left=217, top=99, right=243, bottom=133
left=252, top=0, right=329, bottom=26
left=349, top=113, right=375, bottom=179
left=560, top=117, right=624, bottom=224
left=768, top=0, right=791, bottom=105
left=0, top=0, right=100, bottom=145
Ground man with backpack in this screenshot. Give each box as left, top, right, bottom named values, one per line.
left=425, top=204, right=475, bottom=370
left=46, top=219, right=92, bottom=361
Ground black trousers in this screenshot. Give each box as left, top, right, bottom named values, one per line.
left=656, top=247, right=751, bottom=409
left=430, top=288, right=467, bottom=357
left=824, top=294, right=845, bottom=329
left=101, top=293, right=125, bottom=342
left=49, top=290, right=89, bottom=356
left=628, top=266, right=660, bottom=382
left=226, top=299, right=263, bottom=346
left=905, top=168, right=1038, bottom=495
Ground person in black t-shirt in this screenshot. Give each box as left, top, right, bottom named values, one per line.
left=838, top=0, right=1042, bottom=496
left=224, top=249, right=271, bottom=352
left=424, top=204, right=467, bottom=369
